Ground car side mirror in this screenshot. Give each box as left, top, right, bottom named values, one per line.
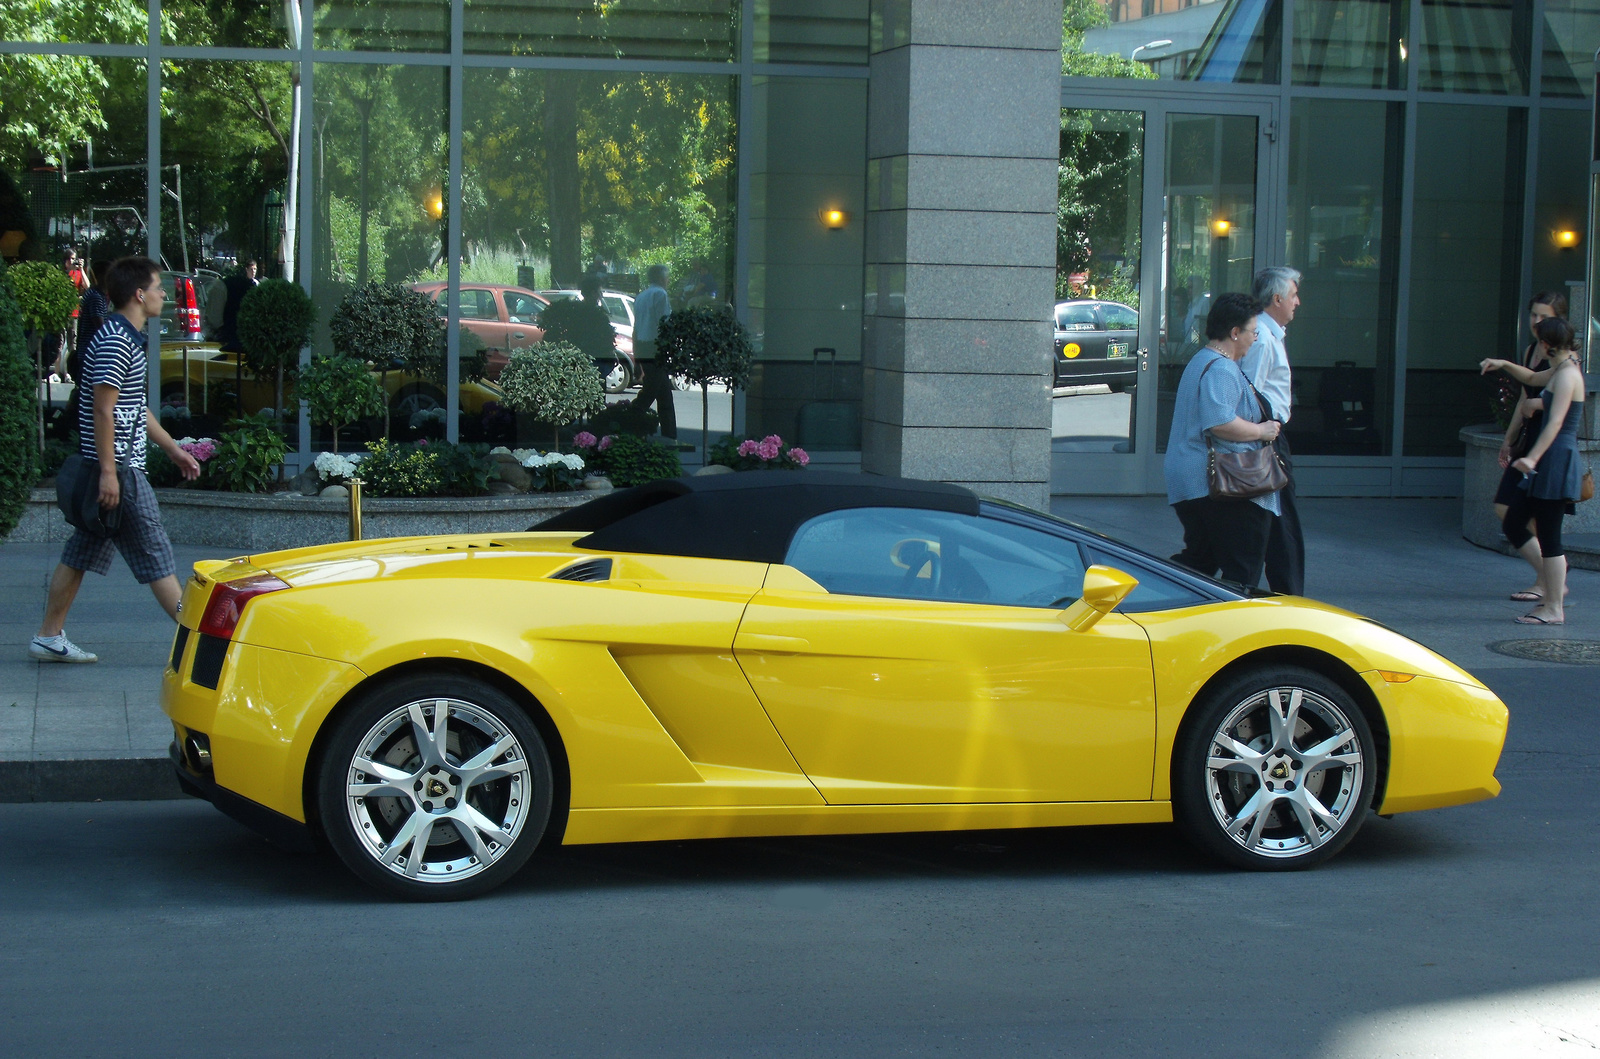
left=1059, top=565, right=1139, bottom=631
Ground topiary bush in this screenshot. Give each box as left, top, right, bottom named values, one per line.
left=329, top=281, right=441, bottom=371
left=497, top=340, right=606, bottom=450
left=0, top=280, right=35, bottom=538
left=4, top=260, right=80, bottom=457
left=237, top=278, right=314, bottom=422
left=656, top=303, right=753, bottom=458
left=298, top=353, right=385, bottom=453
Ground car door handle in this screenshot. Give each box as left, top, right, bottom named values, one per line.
left=737, top=633, right=810, bottom=652
left=512, top=333, right=526, bottom=339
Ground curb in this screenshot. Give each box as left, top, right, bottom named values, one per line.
left=0, top=757, right=186, bottom=803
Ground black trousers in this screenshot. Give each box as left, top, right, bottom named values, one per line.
left=1503, top=492, right=1568, bottom=558
left=1172, top=497, right=1273, bottom=588
left=1264, top=434, right=1305, bottom=595
left=629, top=340, right=676, bottom=437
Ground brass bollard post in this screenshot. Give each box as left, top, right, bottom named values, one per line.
left=348, top=476, right=363, bottom=541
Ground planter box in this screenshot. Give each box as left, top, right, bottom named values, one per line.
left=11, top=486, right=599, bottom=552
left=1460, top=425, right=1600, bottom=570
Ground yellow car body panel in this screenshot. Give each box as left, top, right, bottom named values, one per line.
left=1127, top=596, right=1505, bottom=809
left=735, top=571, right=1156, bottom=804
left=161, top=529, right=1508, bottom=848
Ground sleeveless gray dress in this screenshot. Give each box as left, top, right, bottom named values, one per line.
left=1525, top=385, right=1585, bottom=502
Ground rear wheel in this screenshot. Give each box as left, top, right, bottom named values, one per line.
left=317, top=674, right=554, bottom=900
left=1172, top=666, right=1376, bottom=870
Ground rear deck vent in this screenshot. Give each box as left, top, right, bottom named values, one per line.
left=550, top=558, right=612, bottom=583
left=421, top=540, right=508, bottom=553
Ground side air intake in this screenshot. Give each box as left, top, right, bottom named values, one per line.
left=549, top=558, right=613, bottom=583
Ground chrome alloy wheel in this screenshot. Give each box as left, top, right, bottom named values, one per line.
left=1203, top=686, right=1366, bottom=859
left=345, top=697, right=533, bottom=884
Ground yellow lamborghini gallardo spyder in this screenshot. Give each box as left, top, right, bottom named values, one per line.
left=163, top=472, right=1507, bottom=899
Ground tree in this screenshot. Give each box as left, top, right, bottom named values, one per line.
left=329, top=282, right=442, bottom=435
left=297, top=354, right=383, bottom=454
left=1062, top=0, right=1160, bottom=78
left=497, top=341, right=605, bottom=451
left=657, top=304, right=752, bottom=460
left=237, top=278, right=314, bottom=427
left=3, top=262, right=79, bottom=453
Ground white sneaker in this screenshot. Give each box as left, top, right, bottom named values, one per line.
left=29, top=634, right=98, bottom=663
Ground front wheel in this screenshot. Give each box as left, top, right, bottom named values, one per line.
left=1172, top=666, right=1376, bottom=871
left=316, top=674, right=555, bottom=900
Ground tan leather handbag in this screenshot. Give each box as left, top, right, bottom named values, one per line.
left=1197, top=357, right=1290, bottom=501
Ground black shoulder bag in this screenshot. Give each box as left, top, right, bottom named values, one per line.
left=55, top=409, right=137, bottom=539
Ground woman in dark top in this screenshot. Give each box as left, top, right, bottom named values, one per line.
left=1492, top=291, right=1567, bottom=602
left=1481, top=316, right=1586, bottom=625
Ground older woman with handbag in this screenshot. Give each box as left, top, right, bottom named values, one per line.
left=1162, top=292, right=1284, bottom=587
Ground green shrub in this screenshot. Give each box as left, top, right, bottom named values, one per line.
left=208, top=412, right=288, bottom=493
left=497, top=341, right=605, bottom=449
left=298, top=353, right=384, bottom=453
left=357, top=439, right=445, bottom=497
left=0, top=282, right=35, bottom=537
left=3, top=261, right=79, bottom=334
left=707, top=433, right=810, bottom=471
left=591, top=433, right=682, bottom=488
left=657, top=303, right=753, bottom=457
left=433, top=441, right=498, bottom=496
left=237, top=278, right=314, bottom=418
left=329, top=282, right=441, bottom=371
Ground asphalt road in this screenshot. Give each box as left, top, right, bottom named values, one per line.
left=2, top=667, right=1595, bottom=1057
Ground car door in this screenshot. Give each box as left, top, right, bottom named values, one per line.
left=458, top=287, right=512, bottom=356
left=1098, top=301, right=1138, bottom=367
left=501, top=289, right=548, bottom=350
left=733, top=507, right=1156, bottom=804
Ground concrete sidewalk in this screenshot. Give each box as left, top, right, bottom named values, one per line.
left=3, top=497, right=1595, bottom=802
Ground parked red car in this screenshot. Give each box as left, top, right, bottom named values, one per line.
left=410, top=282, right=551, bottom=380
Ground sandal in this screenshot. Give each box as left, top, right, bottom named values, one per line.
left=1510, top=590, right=1542, bottom=602
left=1514, top=613, right=1564, bottom=625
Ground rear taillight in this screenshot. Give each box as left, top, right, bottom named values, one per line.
left=198, top=573, right=290, bottom=639
left=178, top=279, right=201, bottom=338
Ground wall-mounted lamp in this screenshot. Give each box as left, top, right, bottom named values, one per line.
left=1130, top=39, right=1173, bottom=62
left=1554, top=228, right=1581, bottom=249
left=425, top=192, right=444, bottom=220
left=819, top=207, right=849, bottom=230
left=1211, top=218, right=1231, bottom=237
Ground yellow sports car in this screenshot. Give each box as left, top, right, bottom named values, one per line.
left=162, top=473, right=1508, bottom=899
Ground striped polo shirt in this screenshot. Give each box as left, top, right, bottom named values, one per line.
left=77, top=313, right=149, bottom=471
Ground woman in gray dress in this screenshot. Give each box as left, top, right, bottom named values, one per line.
left=1481, top=316, right=1586, bottom=625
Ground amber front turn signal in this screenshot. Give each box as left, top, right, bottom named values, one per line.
left=1377, top=670, right=1417, bottom=683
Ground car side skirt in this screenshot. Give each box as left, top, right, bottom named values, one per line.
left=562, top=800, right=1173, bottom=845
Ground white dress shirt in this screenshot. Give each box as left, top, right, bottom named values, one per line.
left=1241, top=312, right=1291, bottom=422
left=633, top=283, right=670, bottom=342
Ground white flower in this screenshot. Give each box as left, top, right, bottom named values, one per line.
left=488, top=446, right=512, bottom=456
left=519, top=451, right=585, bottom=472
left=314, top=451, right=359, bottom=481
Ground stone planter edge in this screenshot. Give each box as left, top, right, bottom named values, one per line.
left=9, top=486, right=599, bottom=552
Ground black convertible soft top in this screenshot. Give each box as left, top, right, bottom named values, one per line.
left=533, top=471, right=979, bottom=564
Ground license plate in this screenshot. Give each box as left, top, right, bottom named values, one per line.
left=1107, top=343, right=1129, bottom=358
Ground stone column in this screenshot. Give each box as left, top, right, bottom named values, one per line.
left=861, top=0, right=1062, bottom=510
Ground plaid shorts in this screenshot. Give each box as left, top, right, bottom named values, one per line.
left=60, top=470, right=176, bottom=584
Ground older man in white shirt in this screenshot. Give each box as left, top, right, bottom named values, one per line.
left=629, top=263, right=675, bottom=437
left=1242, top=266, right=1304, bottom=595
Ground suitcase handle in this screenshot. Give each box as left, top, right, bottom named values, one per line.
left=813, top=347, right=838, bottom=400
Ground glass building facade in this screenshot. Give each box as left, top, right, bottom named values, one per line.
left=2, top=0, right=1595, bottom=496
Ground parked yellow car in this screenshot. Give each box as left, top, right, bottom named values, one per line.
left=162, top=472, right=1507, bottom=899
left=157, top=345, right=506, bottom=420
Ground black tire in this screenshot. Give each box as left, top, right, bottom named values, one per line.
left=316, top=673, right=555, bottom=900
left=1172, top=665, right=1376, bottom=871
left=391, top=383, right=444, bottom=419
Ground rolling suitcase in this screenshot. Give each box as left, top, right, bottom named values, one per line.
left=794, top=347, right=860, bottom=450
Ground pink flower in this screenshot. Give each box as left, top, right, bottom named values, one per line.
left=756, top=435, right=783, bottom=461
left=180, top=439, right=216, bottom=462
left=598, top=435, right=614, bottom=451
left=573, top=431, right=597, bottom=449
left=737, top=439, right=759, bottom=457
left=786, top=447, right=809, bottom=467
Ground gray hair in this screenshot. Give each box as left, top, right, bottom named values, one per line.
left=1252, top=266, right=1301, bottom=305
left=646, top=263, right=669, bottom=284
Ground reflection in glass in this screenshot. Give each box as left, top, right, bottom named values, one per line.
left=746, top=77, right=865, bottom=446
left=1054, top=109, right=1143, bottom=455
left=1417, top=0, right=1529, bottom=94
left=754, top=0, right=869, bottom=65
left=1532, top=109, right=1589, bottom=302
left=163, top=1, right=296, bottom=49
left=1186, top=0, right=1281, bottom=83
left=1292, top=0, right=1406, bottom=88
left=465, top=0, right=737, bottom=61
left=1284, top=99, right=1400, bottom=457
left=0, top=0, right=143, bottom=45
left=460, top=68, right=736, bottom=449
left=315, top=0, right=449, bottom=52
left=1541, top=0, right=1600, bottom=97
left=1156, top=113, right=1258, bottom=454
left=311, top=64, right=448, bottom=444
left=1404, top=104, right=1524, bottom=456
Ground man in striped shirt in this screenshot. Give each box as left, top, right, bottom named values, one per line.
left=30, top=257, right=201, bottom=663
